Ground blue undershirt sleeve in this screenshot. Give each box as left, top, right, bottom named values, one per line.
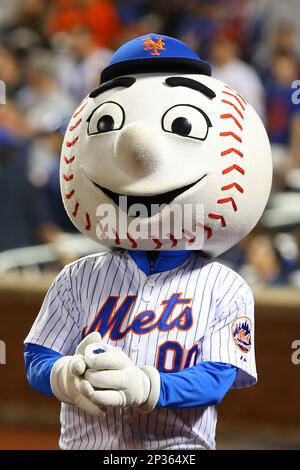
left=157, top=361, right=237, bottom=408
left=24, top=343, right=63, bottom=397
left=25, top=343, right=237, bottom=407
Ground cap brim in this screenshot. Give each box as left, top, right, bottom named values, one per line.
left=100, top=57, right=211, bottom=84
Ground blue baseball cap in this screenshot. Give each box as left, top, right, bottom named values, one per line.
left=100, top=33, right=211, bottom=84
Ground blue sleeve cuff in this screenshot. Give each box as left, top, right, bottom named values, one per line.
left=24, top=343, right=63, bottom=397
left=157, top=361, right=237, bottom=408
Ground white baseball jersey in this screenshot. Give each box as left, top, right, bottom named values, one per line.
left=25, top=249, right=257, bottom=450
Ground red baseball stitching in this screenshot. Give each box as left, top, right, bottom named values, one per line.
left=127, top=233, right=138, bottom=249
left=203, top=224, right=213, bottom=239
left=222, top=91, right=246, bottom=111
left=221, top=148, right=243, bottom=158
left=168, top=234, right=178, bottom=247
left=63, top=112, right=88, bottom=228
left=217, top=197, right=238, bottom=212
left=152, top=237, right=162, bottom=249
left=69, top=118, right=82, bottom=131
left=221, top=99, right=244, bottom=119
left=182, top=229, right=196, bottom=244
left=113, top=230, right=120, bottom=245
left=65, top=189, right=75, bottom=199
left=64, top=111, right=84, bottom=223
left=220, top=113, right=243, bottom=131
left=198, top=219, right=217, bottom=237
left=72, top=202, right=80, bottom=217
left=63, top=173, right=74, bottom=182
left=219, top=131, right=242, bottom=143
left=221, top=182, right=244, bottom=193
left=64, top=151, right=77, bottom=215
left=66, top=137, right=79, bottom=148
left=73, top=102, right=87, bottom=118
left=224, top=85, right=247, bottom=105
left=64, top=155, right=75, bottom=164
left=205, top=87, right=248, bottom=238
left=222, top=164, right=245, bottom=175
left=85, top=213, right=91, bottom=230
left=208, top=213, right=226, bottom=228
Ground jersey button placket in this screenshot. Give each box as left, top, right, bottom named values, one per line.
left=142, top=276, right=156, bottom=302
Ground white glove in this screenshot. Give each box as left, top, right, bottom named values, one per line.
left=84, top=342, right=133, bottom=370
left=50, top=332, right=105, bottom=416
left=82, top=345, right=161, bottom=413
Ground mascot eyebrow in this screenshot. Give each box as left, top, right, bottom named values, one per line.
left=89, top=75, right=215, bottom=100
left=89, top=77, right=136, bottom=98
left=165, top=77, right=216, bottom=99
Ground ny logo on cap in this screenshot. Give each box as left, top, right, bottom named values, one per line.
left=143, top=37, right=166, bottom=56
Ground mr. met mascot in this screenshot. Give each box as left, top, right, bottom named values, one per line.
left=25, top=34, right=272, bottom=450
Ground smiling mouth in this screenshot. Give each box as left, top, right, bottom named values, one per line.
left=91, top=174, right=207, bottom=215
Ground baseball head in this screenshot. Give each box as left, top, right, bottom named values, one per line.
left=60, top=34, right=272, bottom=257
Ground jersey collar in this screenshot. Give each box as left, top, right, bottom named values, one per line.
left=127, top=250, right=192, bottom=276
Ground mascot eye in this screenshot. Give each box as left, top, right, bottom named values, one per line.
left=87, top=101, right=125, bottom=135
left=162, top=104, right=211, bottom=141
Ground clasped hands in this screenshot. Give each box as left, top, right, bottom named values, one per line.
left=50, top=332, right=160, bottom=416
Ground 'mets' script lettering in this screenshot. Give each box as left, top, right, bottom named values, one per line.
left=83, top=293, right=193, bottom=341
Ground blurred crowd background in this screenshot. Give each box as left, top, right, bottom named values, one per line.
left=0, top=0, right=300, bottom=288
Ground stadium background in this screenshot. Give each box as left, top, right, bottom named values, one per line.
left=0, top=0, right=299, bottom=449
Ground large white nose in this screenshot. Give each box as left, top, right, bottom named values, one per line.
left=114, top=122, right=163, bottom=177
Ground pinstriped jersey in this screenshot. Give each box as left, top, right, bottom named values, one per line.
left=25, top=249, right=257, bottom=450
